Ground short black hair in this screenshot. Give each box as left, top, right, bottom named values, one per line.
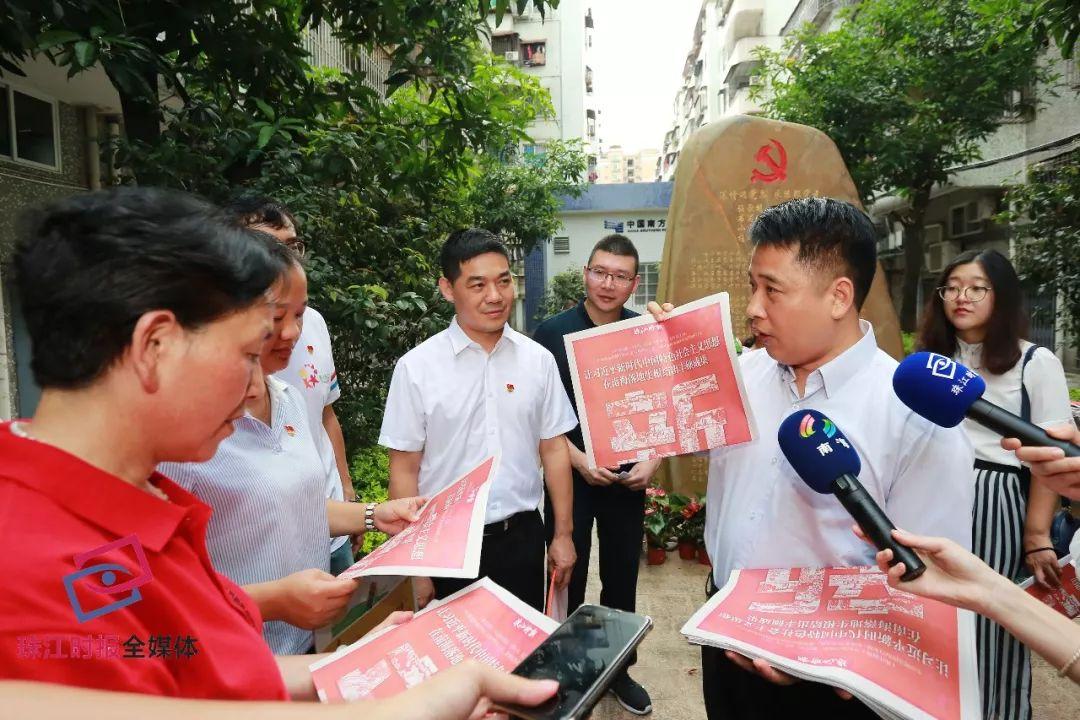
left=15, top=187, right=288, bottom=389
left=588, top=234, right=639, bottom=275
left=440, top=228, right=510, bottom=282
left=749, top=197, right=877, bottom=309
left=223, top=193, right=297, bottom=231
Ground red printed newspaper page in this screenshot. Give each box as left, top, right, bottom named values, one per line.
left=338, top=456, right=497, bottom=580
left=309, top=577, right=558, bottom=703
left=681, top=567, right=980, bottom=720
left=1021, top=555, right=1080, bottom=619
left=563, top=292, right=756, bottom=469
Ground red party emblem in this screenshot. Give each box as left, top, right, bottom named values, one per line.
left=506, top=383, right=515, bottom=393
left=284, top=425, right=297, bottom=437
left=750, top=138, right=788, bottom=184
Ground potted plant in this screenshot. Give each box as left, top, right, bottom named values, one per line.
left=676, top=498, right=704, bottom=560
left=643, top=485, right=671, bottom=565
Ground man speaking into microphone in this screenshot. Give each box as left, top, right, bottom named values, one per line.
left=649, top=198, right=975, bottom=720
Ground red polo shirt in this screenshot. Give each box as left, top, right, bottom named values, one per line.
left=0, top=422, right=288, bottom=700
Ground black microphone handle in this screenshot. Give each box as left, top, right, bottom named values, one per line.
left=831, top=474, right=926, bottom=582
left=969, top=398, right=1080, bottom=458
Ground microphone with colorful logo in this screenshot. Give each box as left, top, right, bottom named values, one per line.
left=893, top=352, right=1079, bottom=458
left=778, top=409, right=926, bottom=581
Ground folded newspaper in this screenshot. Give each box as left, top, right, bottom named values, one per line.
left=310, top=577, right=558, bottom=703
left=1019, top=554, right=1079, bottom=619
left=681, top=567, right=980, bottom=720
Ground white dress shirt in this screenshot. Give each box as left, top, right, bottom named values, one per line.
left=159, top=377, right=333, bottom=655
left=955, top=338, right=1072, bottom=467
left=379, top=317, right=578, bottom=524
left=705, top=321, right=975, bottom=587
left=273, top=306, right=348, bottom=551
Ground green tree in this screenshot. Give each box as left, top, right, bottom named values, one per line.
left=1026, top=0, right=1080, bottom=58
left=754, top=0, right=1049, bottom=330
left=0, top=0, right=559, bottom=149
left=1003, top=159, right=1080, bottom=350
left=535, top=267, right=586, bottom=323
left=468, top=140, right=587, bottom=255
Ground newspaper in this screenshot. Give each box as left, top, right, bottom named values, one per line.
left=682, top=567, right=980, bottom=720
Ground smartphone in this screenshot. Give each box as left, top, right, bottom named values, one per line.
left=494, top=604, right=652, bottom=720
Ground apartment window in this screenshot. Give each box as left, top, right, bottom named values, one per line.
left=586, top=109, right=596, bottom=139
left=1066, top=58, right=1080, bottom=89
left=0, top=84, right=59, bottom=169
left=1001, top=86, right=1034, bottom=122
left=492, top=33, right=519, bottom=58
left=522, top=41, right=546, bottom=67
left=553, top=236, right=570, bottom=254
left=0, top=88, right=10, bottom=158
left=633, top=262, right=659, bottom=306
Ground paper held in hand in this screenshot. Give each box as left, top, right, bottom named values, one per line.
left=682, top=566, right=980, bottom=720
left=338, top=455, right=497, bottom=580
left=1020, top=554, right=1080, bottom=619
left=310, top=577, right=558, bottom=703
left=563, top=292, right=756, bottom=469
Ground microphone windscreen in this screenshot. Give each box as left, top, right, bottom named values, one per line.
left=777, top=409, right=861, bottom=494
left=892, top=352, right=986, bottom=428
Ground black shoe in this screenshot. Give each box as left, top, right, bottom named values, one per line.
left=610, top=672, right=652, bottom=715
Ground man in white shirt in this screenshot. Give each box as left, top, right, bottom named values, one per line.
left=225, top=196, right=356, bottom=575
left=650, top=197, right=974, bottom=720
left=380, top=228, right=578, bottom=612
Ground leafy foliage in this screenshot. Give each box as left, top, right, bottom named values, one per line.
left=350, top=446, right=390, bottom=555
left=1003, top=157, right=1080, bottom=351
left=0, top=1, right=584, bottom=452
left=535, top=267, right=586, bottom=323
left=753, top=0, right=1049, bottom=330
left=1026, top=0, right=1080, bottom=59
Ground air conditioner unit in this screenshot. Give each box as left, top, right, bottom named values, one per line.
left=973, top=195, right=997, bottom=221
left=923, top=230, right=960, bottom=273
left=504, top=51, right=520, bottom=62
left=749, top=75, right=764, bottom=86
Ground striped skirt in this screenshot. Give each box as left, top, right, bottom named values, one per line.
left=972, top=460, right=1031, bottom=720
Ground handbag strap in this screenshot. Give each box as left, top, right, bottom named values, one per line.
left=1020, top=344, right=1071, bottom=509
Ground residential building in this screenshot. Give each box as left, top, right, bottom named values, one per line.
left=597, top=145, right=660, bottom=184
left=488, top=1, right=600, bottom=178
left=523, top=182, right=673, bottom=331
left=0, top=26, right=390, bottom=419
left=870, top=48, right=1080, bottom=370
left=659, top=0, right=799, bottom=181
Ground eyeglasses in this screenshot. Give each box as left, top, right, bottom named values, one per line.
left=585, top=266, right=635, bottom=288
left=285, top=238, right=306, bottom=259
left=937, top=285, right=991, bottom=303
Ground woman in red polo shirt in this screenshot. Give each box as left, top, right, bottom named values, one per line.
left=0, top=188, right=556, bottom=718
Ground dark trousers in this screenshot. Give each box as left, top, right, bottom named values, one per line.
left=545, top=472, right=645, bottom=663
left=701, top=580, right=877, bottom=720
left=433, top=510, right=546, bottom=612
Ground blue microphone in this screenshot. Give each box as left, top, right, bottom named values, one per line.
left=894, top=352, right=1079, bottom=458
left=778, top=409, right=925, bottom=581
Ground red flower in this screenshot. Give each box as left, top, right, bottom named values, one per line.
left=645, top=486, right=667, bottom=498
left=644, top=507, right=656, bottom=516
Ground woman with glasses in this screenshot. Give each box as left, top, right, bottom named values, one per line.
left=917, top=249, right=1072, bottom=720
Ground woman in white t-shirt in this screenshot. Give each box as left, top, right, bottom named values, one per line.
left=918, top=249, right=1072, bottom=720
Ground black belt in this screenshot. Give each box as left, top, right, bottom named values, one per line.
left=974, top=459, right=1022, bottom=474
left=483, top=510, right=538, bottom=537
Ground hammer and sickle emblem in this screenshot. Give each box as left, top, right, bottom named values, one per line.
left=750, top=139, right=788, bottom=184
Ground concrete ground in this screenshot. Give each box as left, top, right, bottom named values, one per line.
left=584, top=543, right=1080, bottom=719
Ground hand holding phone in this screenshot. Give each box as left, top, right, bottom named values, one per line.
left=493, top=605, right=652, bottom=720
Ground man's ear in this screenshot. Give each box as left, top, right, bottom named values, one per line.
left=128, top=310, right=181, bottom=393
left=438, top=276, right=455, bottom=304
left=830, top=276, right=857, bottom=320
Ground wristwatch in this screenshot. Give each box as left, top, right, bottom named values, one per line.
left=348, top=496, right=377, bottom=531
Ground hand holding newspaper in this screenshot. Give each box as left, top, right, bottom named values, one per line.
left=682, top=567, right=980, bottom=720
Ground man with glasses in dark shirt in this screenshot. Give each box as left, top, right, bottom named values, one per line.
left=532, top=234, right=661, bottom=716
